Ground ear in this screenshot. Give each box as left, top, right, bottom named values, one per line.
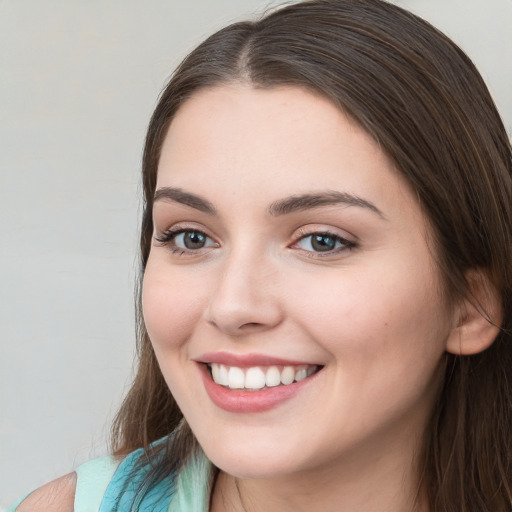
left=446, top=269, right=503, bottom=356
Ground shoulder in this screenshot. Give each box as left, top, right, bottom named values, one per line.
left=16, top=472, right=76, bottom=512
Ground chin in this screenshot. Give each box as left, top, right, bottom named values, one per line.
left=197, top=431, right=311, bottom=480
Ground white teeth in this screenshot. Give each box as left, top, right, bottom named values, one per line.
left=209, top=363, right=319, bottom=389
left=218, top=364, right=229, bottom=386
left=280, top=366, right=295, bottom=385
left=265, top=366, right=281, bottom=387
left=228, top=367, right=245, bottom=389
left=245, top=367, right=266, bottom=390
left=211, top=364, right=220, bottom=383
left=295, top=368, right=308, bottom=382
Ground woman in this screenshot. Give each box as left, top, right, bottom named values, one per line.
left=11, top=0, right=511, bottom=510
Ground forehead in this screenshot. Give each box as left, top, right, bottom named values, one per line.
left=156, top=85, right=422, bottom=225
left=160, top=86, right=382, bottom=180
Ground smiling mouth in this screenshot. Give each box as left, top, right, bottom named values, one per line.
left=207, top=363, right=322, bottom=391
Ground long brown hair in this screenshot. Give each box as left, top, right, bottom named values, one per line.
left=111, top=0, right=512, bottom=509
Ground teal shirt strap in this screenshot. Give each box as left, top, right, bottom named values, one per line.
left=168, top=452, right=212, bottom=512
left=74, top=455, right=120, bottom=512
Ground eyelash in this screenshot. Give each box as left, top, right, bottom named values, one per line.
left=291, top=229, right=356, bottom=258
left=154, top=227, right=356, bottom=257
left=155, top=227, right=216, bottom=255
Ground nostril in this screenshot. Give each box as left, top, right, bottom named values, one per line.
left=235, top=321, right=270, bottom=333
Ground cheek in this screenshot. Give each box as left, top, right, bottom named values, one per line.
left=289, top=255, right=450, bottom=372
left=284, top=263, right=450, bottom=447
left=141, top=257, right=205, bottom=355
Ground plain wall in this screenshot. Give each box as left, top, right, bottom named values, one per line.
left=1, top=0, right=510, bottom=506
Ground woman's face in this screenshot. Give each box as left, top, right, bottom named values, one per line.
left=143, top=85, right=456, bottom=480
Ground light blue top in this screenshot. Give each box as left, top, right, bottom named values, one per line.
left=7, top=441, right=212, bottom=512
left=77, top=456, right=120, bottom=511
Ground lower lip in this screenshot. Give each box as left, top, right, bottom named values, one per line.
left=199, top=364, right=319, bottom=413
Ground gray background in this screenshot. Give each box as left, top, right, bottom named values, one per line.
left=1, top=0, right=511, bottom=507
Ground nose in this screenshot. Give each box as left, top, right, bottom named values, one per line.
left=206, top=249, right=283, bottom=336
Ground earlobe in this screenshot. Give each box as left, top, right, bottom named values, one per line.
left=445, top=270, right=503, bottom=356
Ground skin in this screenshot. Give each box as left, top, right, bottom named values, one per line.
left=142, top=85, right=461, bottom=512
left=16, top=473, right=76, bottom=512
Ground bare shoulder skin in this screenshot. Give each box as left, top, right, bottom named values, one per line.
left=16, top=473, right=76, bottom=512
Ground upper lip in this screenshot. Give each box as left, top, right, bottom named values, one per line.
left=195, top=351, right=320, bottom=368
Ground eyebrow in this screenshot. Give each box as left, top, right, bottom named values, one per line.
left=153, top=187, right=385, bottom=219
left=153, top=187, right=217, bottom=215
left=268, top=191, right=386, bottom=219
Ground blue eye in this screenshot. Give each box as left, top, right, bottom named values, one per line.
left=296, top=232, right=352, bottom=253
left=155, top=229, right=217, bottom=252
left=174, top=231, right=211, bottom=250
